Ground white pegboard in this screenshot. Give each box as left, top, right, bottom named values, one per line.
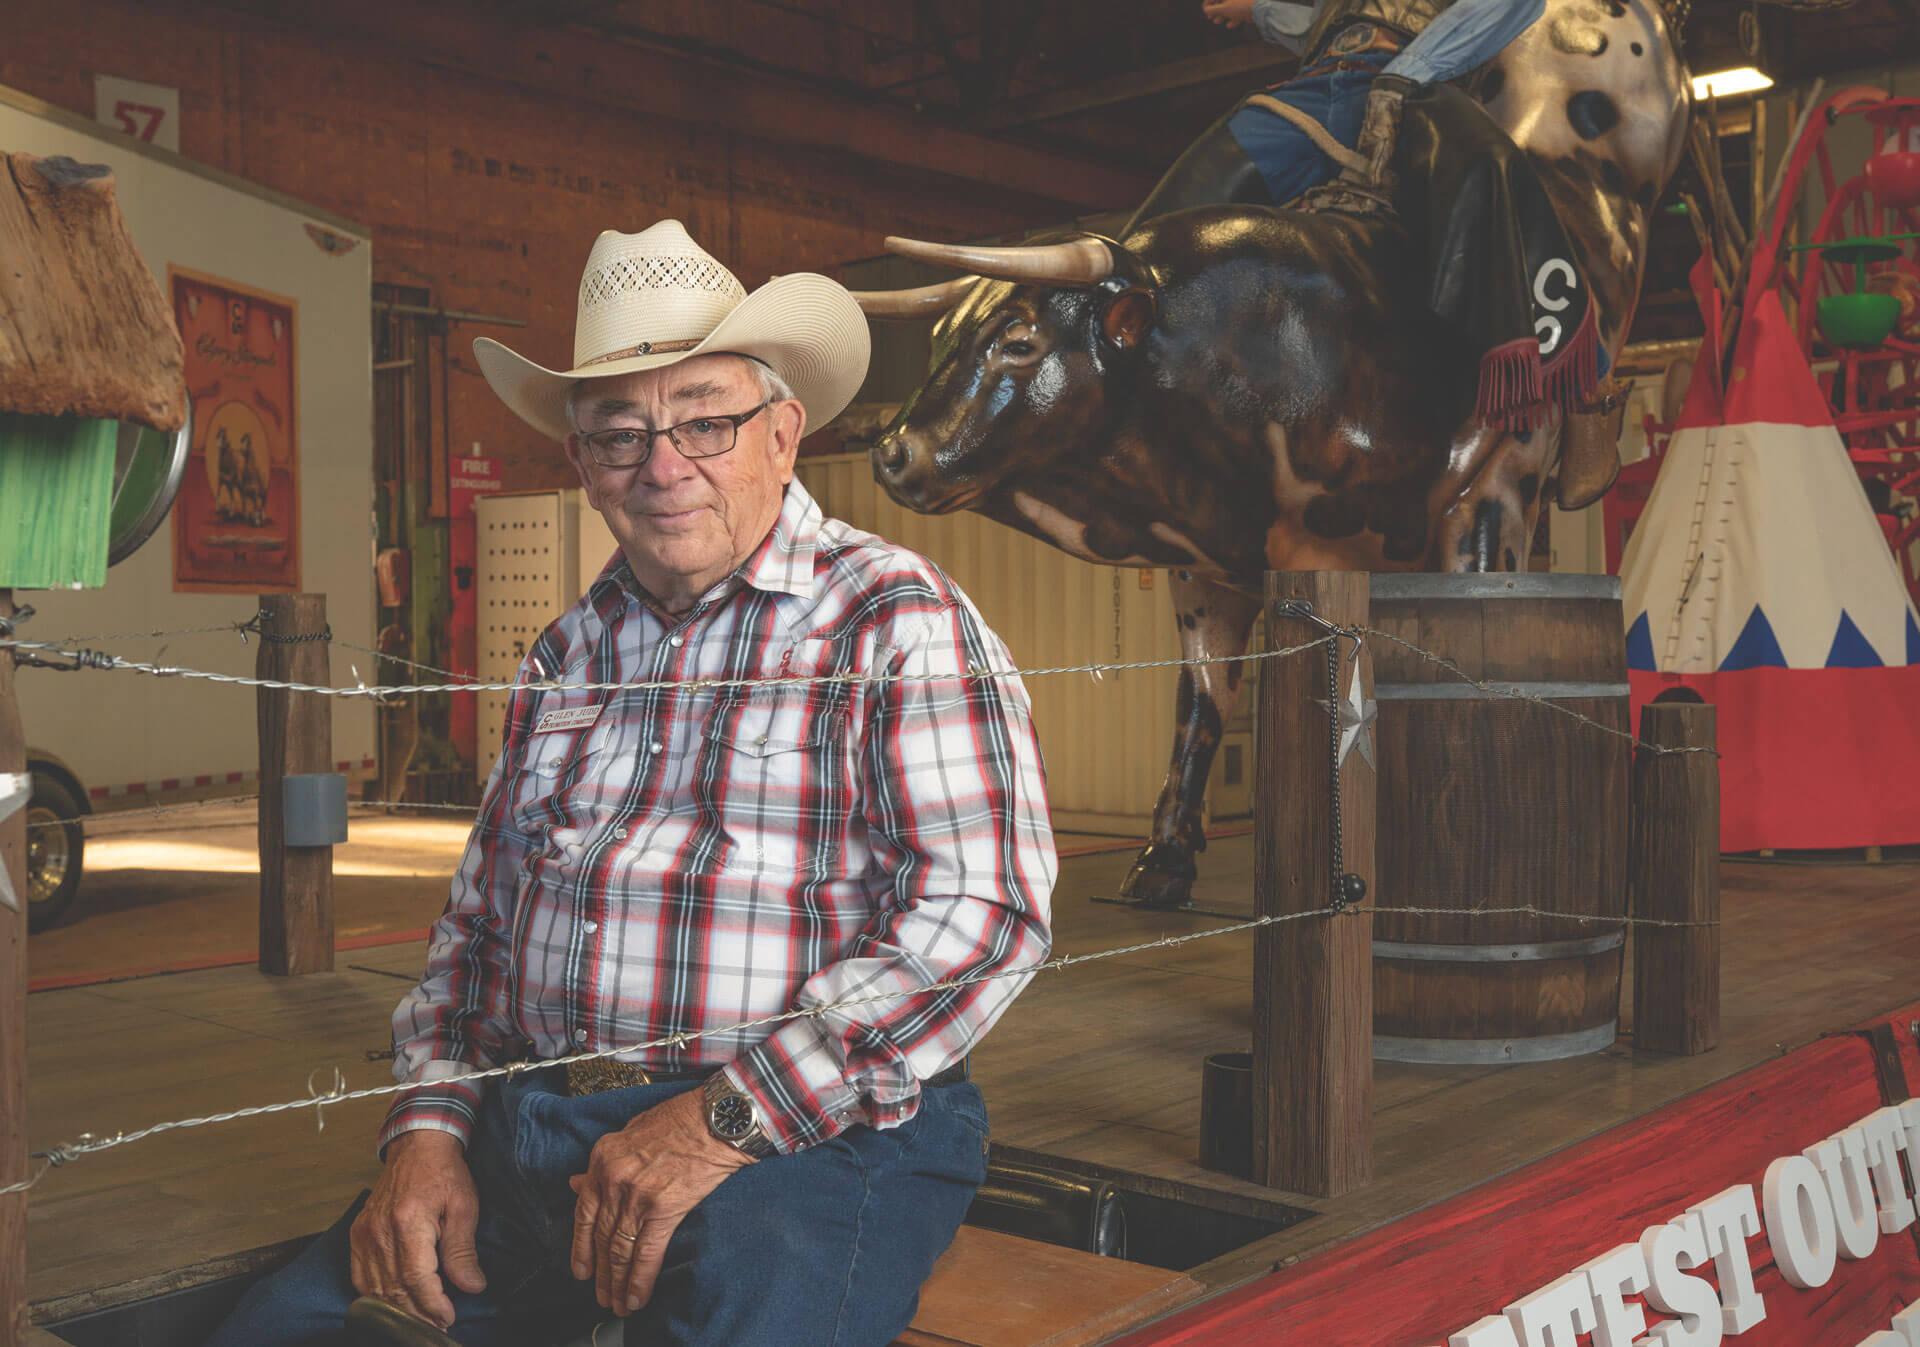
left=473, top=490, right=621, bottom=780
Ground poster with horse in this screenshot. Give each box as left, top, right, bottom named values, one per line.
left=169, top=266, right=300, bottom=593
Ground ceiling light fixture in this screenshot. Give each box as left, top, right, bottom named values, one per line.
left=1691, top=67, right=1774, bottom=99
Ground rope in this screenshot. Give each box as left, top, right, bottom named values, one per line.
left=1241, top=95, right=1369, bottom=174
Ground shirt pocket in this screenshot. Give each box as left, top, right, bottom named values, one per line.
left=696, top=679, right=855, bottom=879
left=506, top=690, right=611, bottom=823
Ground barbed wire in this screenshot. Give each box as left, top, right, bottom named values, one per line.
left=3, top=902, right=1346, bottom=1195
left=1357, top=627, right=1719, bottom=758
left=25, top=619, right=257, bottom=644
left=23, top=796, right=481, bottom=832
left=330, top=639, right=478, bottom=685
left=0, top=633, right=1341, bottom=699
left=3, top=885, right=1725, bottom=1196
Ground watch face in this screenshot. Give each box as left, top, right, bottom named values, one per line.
left=711, top=1093, right=757, bottom=1141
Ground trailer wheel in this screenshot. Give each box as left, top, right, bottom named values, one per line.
left=25, top=763, right=86, bottom=933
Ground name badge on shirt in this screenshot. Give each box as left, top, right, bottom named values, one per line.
left=534, top=704, right=603, bottom=735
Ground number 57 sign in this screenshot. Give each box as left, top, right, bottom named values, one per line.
left=93, top=74, right=180, bottom=152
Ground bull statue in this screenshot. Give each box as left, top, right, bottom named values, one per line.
left=851, top=0, right=1690, bottom=907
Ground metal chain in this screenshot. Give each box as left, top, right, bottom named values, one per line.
left=238, top=614, right=333, bottom=646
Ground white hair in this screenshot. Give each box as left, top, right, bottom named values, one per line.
left=565, top=354, right=795, bottom=432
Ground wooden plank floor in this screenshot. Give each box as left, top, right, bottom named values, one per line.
left=23, top=836, right=1920, bottom=1326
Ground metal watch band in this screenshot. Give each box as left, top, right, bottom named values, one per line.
left=702, top=1072, right=776, bottom=1160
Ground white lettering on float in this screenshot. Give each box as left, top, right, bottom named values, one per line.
left=1434, top=1102, right=1920, bottom=1347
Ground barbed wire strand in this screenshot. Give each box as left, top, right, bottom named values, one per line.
left=23, top=796, right=485, bottom=832
left=1358, top=626, right=1719, bottom=758
left=4, top=627, right=1712, bottom=760
left=3, top=903, right=1338, bottom=1194
left=2, top=890, right=1722, bottom=1196
left=0, top=634, right=1339, bottom=699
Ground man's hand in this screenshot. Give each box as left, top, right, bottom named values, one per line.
left=569, top=1086, right=755, bottom=1316
left=1203, top=0, right=1258, bottom=25
left=349, top=1130, right=487, bottom=1331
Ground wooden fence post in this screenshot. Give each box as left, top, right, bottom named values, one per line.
left=1631, top=701, right=1719, bottom=1055
left=2, top=592, right=29, bottom=1347
left=1253, top=572, right=1374, bottom=1197
left=256, top=593, right=335, bottom=976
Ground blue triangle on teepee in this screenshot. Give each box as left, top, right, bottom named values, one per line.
left=1907, top=609, right=1920, bottom=665
left=1826, top=611, right=1884, bottom=668
left=1720, top=605, right=1787, bottom=671
left=1625, top=612, right=1655, bottom=671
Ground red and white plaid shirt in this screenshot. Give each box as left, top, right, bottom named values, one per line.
left=380, top=481, right=1056, bottom=1155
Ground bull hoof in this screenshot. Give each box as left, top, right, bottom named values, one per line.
left=1120, top=843, right=1198, bottom=909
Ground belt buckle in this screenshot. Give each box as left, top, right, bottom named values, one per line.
left=564, top=1057, right=654, bottom=1096
left=1328, top=22, right=1376, bottom=55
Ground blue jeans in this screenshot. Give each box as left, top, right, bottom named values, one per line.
left=205, top=1072, right=991, bottom=1347
left=1226, top=50, right=1395, bottom=205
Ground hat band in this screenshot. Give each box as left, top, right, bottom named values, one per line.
left=578, top=338, right=705, bottom=370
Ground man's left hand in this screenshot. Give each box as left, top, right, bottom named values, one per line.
left=568, top=1086, right=757, bottom=1316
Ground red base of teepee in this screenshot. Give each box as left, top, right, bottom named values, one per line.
left=1631, top=668, right=1920, bottom=853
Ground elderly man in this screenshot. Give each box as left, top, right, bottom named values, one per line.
left=208, top=221, right=1056, bottom=1347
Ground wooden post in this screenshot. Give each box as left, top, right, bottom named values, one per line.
left=1631, top=701, right=1720, bottom=1055
left=2, top=592, right=30, bottom=1346
left=256, top=593, right=335, bottom=976
left=1252, top=572, right=1374, bottom=1197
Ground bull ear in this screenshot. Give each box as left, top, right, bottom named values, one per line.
left=1100, top=286, right=1156, bottom=353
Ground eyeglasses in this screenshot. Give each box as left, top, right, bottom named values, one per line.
left=576, top=401, right=770, bottom=469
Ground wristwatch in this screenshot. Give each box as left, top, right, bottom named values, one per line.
left=702, top=1072, right=776, bottom=1160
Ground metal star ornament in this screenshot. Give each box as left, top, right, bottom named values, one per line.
left=1317, top=661, right=1377, bottom=773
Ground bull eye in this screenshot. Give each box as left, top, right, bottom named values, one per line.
left=1001, top=339, right=1038, bottom=358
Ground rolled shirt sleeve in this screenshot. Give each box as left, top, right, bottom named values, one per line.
left=1251, top=0, right=1322, bottom=51
left=1382, top=0, right=1545, bottom=86
left=725, top=594, right=1057, bottom=1154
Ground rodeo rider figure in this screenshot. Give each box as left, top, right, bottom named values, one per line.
left=1199, top=0, right=1546, bottom=208
left=207, top=220, right=1058, bottom=1347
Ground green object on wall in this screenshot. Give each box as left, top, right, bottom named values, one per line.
left=0, top=412, right=119, bottom=589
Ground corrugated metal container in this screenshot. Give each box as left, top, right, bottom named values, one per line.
left=799, top=452, right=1230, bottom=835
left=472, top=463, right=1249, bottom=836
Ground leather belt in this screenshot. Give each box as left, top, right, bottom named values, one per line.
left=560, top=1055, right=971, bottom=1097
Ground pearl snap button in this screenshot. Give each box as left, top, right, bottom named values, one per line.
left=648, top=741, right=663, bottom=754
left=613, top=826, right=628, bottom=840
left=573, top=1028, right=588, bottom=1042
left=583, top=920, right=599, bottom=933
left=669, top=635, right=684, bottom=647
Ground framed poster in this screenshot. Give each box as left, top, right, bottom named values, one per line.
left=169, top=268, right=300, bottom=592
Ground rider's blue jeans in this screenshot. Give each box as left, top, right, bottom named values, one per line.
left=1226, top=50, right=1395, bottom=205
left=204, top=1071, right=990, bottom=1347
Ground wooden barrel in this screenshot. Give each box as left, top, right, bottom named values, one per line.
left=1368, top=574, right=1631, bottom=1064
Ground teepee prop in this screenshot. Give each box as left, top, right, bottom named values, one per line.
left=1621, top=280, right=1920, bottom=851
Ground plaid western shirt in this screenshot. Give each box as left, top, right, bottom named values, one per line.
left=379, top=480, right=1056, bottom=1155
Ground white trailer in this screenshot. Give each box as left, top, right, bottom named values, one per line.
left=1, top=82, right=376, bottom=928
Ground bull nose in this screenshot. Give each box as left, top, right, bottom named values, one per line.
left=875, top=435, right=910, bottom=476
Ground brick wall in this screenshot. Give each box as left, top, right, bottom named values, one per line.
left=1, top=0, right=1068, bottom=490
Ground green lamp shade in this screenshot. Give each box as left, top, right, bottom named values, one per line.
left=1816, top=292, right=1902, bottom=349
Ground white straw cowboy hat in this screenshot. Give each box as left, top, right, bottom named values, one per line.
left=474, top=220, right=871, bottom=442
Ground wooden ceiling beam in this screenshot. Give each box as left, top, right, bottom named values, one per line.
left=978, top=42, right=1295, bottom=131
left=229, top=0, right=1154, bottom=213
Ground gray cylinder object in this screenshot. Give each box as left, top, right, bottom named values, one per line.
left=282, top=773, right=348, bottom=847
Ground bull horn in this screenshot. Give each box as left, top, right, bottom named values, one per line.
left=884, top=235, right=1114, bottom=286
left=848, top=278, right=977, bottom=319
